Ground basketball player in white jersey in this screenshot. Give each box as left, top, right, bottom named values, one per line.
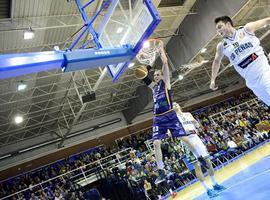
left=210, top=16, right=270, bottom=106
left=173, top=102, right=226, bottom=198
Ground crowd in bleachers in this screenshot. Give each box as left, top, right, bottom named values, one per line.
left=0, top=92, right=269, bottom=200
left=0, top=146, right=112, bottom=200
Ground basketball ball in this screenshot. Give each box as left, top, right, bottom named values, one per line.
left=134, top=65, right=148, bottom=79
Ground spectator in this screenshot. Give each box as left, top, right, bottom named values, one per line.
left=227, top=137, right=238, bottom=149
left=145, top=155, right=158, bottom=180
left=144, top=179, right=157, bottom=200
left=206, top=141, right=218, bottom=154
left=233, top=134, right=248, bottom=151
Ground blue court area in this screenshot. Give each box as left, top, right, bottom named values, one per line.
left=194, top=155, right=270, bottom=200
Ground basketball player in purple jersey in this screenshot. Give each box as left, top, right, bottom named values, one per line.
left=142, top=41, right=210, bottom=184
left=210, top=16, right=270, bottom=106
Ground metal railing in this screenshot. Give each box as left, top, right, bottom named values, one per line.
left=209, top=98, right=264, bottom=125
left=1, top=148, right=132, bottom=200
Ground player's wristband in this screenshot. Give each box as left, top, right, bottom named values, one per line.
left=142, top=76, right=152, bottom=86
left=142, top=65, right=153, bottom=85
left=146, top=65, right=152, bottom=71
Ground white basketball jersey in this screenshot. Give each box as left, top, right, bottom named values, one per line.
left=221, top=26, right=265, bottom=78
left=177, top=112, right=197, bottom=133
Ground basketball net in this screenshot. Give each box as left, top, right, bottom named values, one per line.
left=136, top=39, right=162, bottom=66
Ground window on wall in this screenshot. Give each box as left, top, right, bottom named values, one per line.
left=0, top=0, right=11, bottom=19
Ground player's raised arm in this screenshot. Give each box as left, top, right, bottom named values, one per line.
left=160, top=42, right=170, bottom=89
left=210, top=42, right=224, bottom=91
left=244, top=17, right=270, bottom=34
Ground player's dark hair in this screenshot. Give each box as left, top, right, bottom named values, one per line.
left=214, top=16, right=233, bottom=26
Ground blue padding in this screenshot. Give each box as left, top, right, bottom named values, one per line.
left=0, top=51, right=64, bottom=79
left=183, top=156, right=195, bottom=171
left=62, top=46, right=134, bottom=72
left=0, top=46, right=134, bottom=79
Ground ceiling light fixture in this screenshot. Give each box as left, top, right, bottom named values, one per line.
left=14, top=115, right=23, bottom=124
left=200, top=48, right=207, bottom=53
left=143, top=40, right=150, bottom=48
left=17, top=81, right=27, bottom=91
left=116, top=27, right=124, bottom=34
left=54, top=46, right=60, bottom=51
left=128, top=62, right=135, bottom=68
left=178, top=74, right=184, bottom=80
left=24, top=27, right=35, bottom=40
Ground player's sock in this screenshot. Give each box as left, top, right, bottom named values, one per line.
left=169, top=189, right=177, bottom=198
left=200, top=181, right=211, bottom=191
left=210, top=175, right=218, bottom=186
left=169, top=189, right=173, bottom=194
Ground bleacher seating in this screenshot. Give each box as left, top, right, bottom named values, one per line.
left=0, top=91, right=269, bottom=200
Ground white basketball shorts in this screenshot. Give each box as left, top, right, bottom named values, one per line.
left=245, top=56, right=270, bottom=106
left=187, top=134, right=209, bottom=159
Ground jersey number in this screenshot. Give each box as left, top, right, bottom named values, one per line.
left=153, top=126, right=159, bottom=132
left=233, top=42, right=239, bottom=48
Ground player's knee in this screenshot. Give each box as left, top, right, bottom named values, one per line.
left=194, top=161, right=203, bottom=175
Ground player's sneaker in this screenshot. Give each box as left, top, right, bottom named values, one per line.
left=207, top=189, right=219, bottom=198
left=155, top=169, right=166, bottom=184
left=198, top=156, right=210, bottom=169
left=213, top=184, right=226, bottom=192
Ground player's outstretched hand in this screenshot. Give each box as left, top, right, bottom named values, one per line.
left=210, top=81, right=218, bottom=90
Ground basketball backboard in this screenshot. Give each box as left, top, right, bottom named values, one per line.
left=76, top=0, right=161, bottom=81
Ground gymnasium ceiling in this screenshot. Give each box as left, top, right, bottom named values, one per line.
left=0, top=0, right=270, bottom=149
